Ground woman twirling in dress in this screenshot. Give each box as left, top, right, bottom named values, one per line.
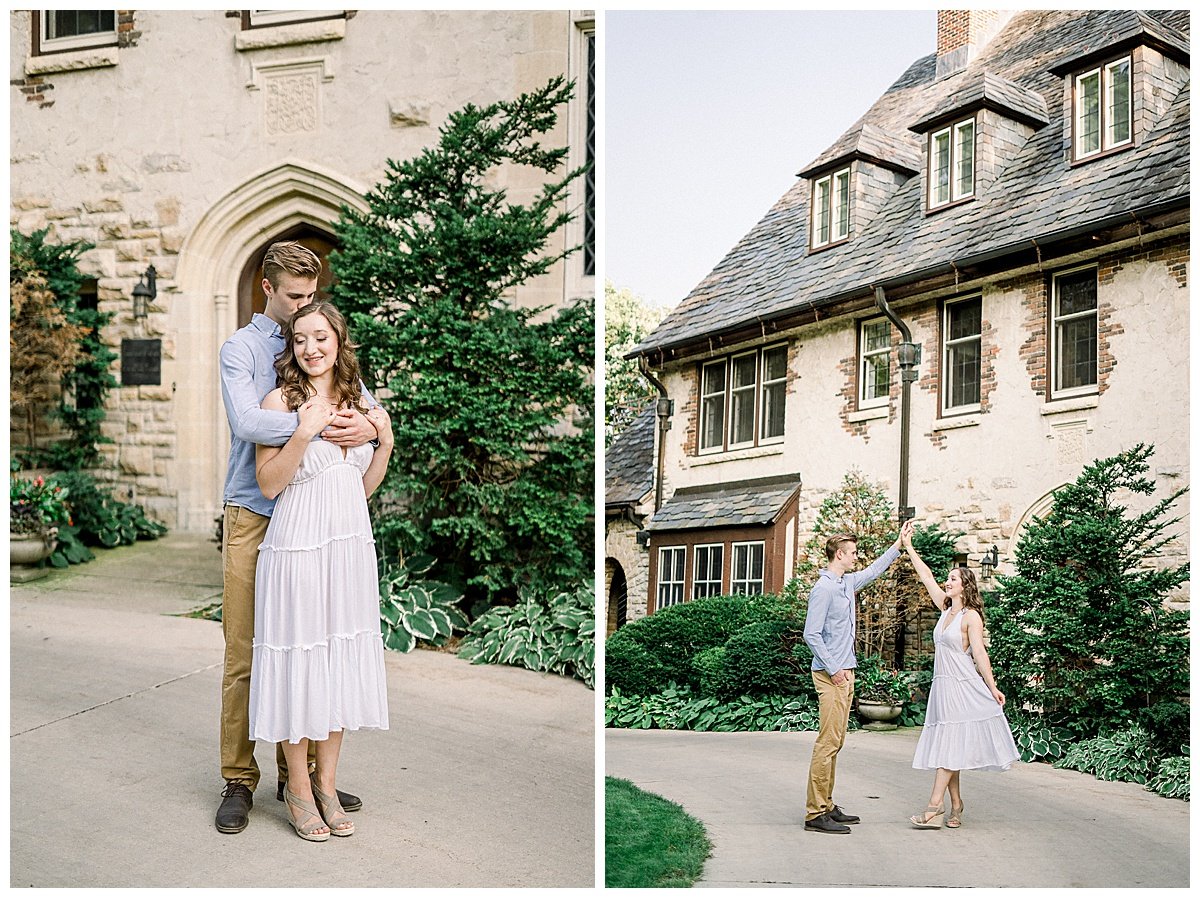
left=902, top=525, right=1019, bottom=829
left=249, top=301, right=393, bottom=842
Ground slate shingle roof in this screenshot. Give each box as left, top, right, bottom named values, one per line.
left=632, top=9, right=1190, bottom=358
left=797, top=121, right=922, bottom=177
left=604, top=403, right=656, bottom=508
left=910, top=70, right=1049, bottom=132
left=645, top=475, right=802, bottom=532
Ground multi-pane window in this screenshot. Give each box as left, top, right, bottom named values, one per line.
left=929, top=117, right=976, bottom=209
left=859, top=318, right=891, bottom=408
left=692, top=544, right=724, bottom=601
left=811, top=166, right=850, bottom=248
left=243, top=10, right=344, bottom=28
left=1074, top=56, right=1132, bottom=160
left=657, top=547, right=686, bottom=609
left=1052, top=268, right=1098, bottom=396
left=731, top=542, right=765, bottom=595
left=36, top=10, right=117, bottom=53
left=943, top=297, right=982, bottom=412
left=699, top=344, right=788, bottom=453
left=583, top=29, right=595, bottom=277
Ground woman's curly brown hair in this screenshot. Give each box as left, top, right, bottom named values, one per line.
left=944, top=565, right=986, bottom=625
left=273, top=301, right=367, bottom=414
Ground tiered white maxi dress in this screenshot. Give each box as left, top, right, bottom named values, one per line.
left=912, top=608, right=1019, bottom=771
left=248, top=439, right=389, bottom=744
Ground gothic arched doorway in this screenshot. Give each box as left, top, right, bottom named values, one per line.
left=235, top=224, right=338, bottom=328
left=607, top=560, right=628, bottom=636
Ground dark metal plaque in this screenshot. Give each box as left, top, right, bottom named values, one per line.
left=121, top=339, right=162, bottom=386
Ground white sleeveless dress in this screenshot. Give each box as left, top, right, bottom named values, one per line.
left=248, top=439, right=389, bottom=744
left=911, top=607, right=1019, bottom=771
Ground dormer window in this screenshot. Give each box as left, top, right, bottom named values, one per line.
left=1073, top=55, right=1131, bottom=161
left=811, top=166, right=850, bottom=249
left=928, top=117, right=975, bottom=209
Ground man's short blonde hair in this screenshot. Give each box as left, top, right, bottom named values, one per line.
left=825, top=533, right=857, bottom=562
left=262, top=241, right=321, bottom=288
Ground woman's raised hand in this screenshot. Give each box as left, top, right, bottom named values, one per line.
left=365, top=405, right=394, bottom=449
left=298, top=397, right=336, bottom=437
left=900, top=519, right=916, bottom=548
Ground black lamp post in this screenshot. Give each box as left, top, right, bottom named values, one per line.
left=132, top=264, right=157, bottom=319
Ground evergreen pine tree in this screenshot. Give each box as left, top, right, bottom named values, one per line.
left=329, top=76, right=593, bottom=610
left=988, top=444, right=1189, bottom=742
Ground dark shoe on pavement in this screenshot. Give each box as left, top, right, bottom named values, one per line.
left=828, top=805, right=860, bottom=824
left=278, top=777, right=362, bottom=812
left=215, top=781, right=253, bottom=833
left=804, top=812, right=851, bottom=834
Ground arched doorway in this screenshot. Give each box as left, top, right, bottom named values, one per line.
left=607, top=560, right=628, bottom=636
left=236, top=224, right=338, bottom=327
left=171, top=160, right=369, bottom=531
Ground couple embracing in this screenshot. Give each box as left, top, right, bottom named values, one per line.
left=802, top=520, right=1019, bottom=834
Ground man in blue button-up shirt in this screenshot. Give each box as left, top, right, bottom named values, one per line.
left=802, top=521, right=911, bottom=834
left=214, top=242, right=378, bottom=835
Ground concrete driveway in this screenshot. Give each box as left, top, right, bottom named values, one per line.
left=606, top=727, right=1188, bottom=888
left=11, top=534, right=595, bottom=888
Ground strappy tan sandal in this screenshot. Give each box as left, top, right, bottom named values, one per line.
left=909, top=804, right=944, bottom=829
left=312, top=782, right=355, bottom=837
left=946, top=803, right=964, bottom=828
left=284, top=787, right=331, bottom=842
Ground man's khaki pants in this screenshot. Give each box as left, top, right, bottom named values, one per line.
left=220, top=504, right=313, bottom=789
left=805, top=669, right=855, bottom=820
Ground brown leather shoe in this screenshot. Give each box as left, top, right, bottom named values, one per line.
left=277, top=777, right=362, bottom=812
left=215, top=781, right=253, bottom=833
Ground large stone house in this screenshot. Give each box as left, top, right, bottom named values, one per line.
left=10, top=9, right=595, bottom=531
left=613, top=9, right=1189, bottom=627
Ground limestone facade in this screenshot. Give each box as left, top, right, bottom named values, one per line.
left=10, top=10, right=595, bottom=531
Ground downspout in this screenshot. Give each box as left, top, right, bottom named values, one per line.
left=638, top=355, right=672, bottom=514
left=873, top=286, right=919, bottom=523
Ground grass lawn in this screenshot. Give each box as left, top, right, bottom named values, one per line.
left=605, top=776, right=711, bottom=888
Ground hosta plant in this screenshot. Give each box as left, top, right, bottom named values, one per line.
left=457, top=584, right=595, bottom=688
left=378, top=556, right=469, bottom=653
left=1009, top=713, right=1076, bottom=764
left=1054, top=726, right=1159, bottom=785
left=1147, top=749, right=1189, bottom=801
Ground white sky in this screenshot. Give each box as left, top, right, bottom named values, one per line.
left=604, top=10, right=939, bottom=311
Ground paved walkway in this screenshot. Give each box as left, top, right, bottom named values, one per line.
left=11, top=534, right=594, bottom=888
left=606, top=728, right=1188, bottom=888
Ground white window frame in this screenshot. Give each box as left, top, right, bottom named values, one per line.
left=928, top=116, right=975, bottom=209
left=858, top=318, right=891, bottom=409
left=728, top=351, right=758, bottom=450
left=1074, top=55, right=1132, bottom=161
left=38, top=10, right=117, bottom=54
left=811, top=165, right=850, bottom=248
left=657, top=546, right=686, bottom=609
left=731, top=541, right=765, bottom=595
left=759, top=344, right=787, bottom=443
left=942, top=296, right=983, bottom=414
left=692, top=544, right=724, bottom=601
left=246, top=10, right=344, bottom=28
left=699, top=359, right=728, bottom=455
left=1050, top=266, right=1099, bottom=399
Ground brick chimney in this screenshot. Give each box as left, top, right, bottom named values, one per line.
left=936, top=10, right=1013, bottom=78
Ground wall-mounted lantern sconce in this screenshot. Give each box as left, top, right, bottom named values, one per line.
left=132, top=264, right=157, bottom=319
left=636, top=529, right=650, bottom=549
left=980, top=544, right=1000, bottom=580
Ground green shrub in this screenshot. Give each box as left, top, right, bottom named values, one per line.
left=1146, top=749, right=1189, bottom=801
left=1137, top=701, right=1189, bottom=755
left=45, top=471, right=165, bottom=566
left=1054, top=726, right=1160, bottom=785
left=1008, top=712, right=1077, bottom=764
left=605, top=683, right=823, bottom=734
left=605, top=633, right=670, bottom=698
left=720, top=619, right=802, bottom=698
left=378, top=555, right=469, bottom=653
left=691, top=645, right=727, bottom=697
left=458, top=584, right=594, bottom=688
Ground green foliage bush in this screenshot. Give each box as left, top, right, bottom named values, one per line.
left=605, top=683, right=811, bottom=733
left=1054, top=726, right=1160, bottom=785
left=718, top=619, right=800, bottom=699
left=330, top=77, right=592, bottom=612
left=458, top=584, right=594, bottom=688
left=1008, top=711, right=1077, bottom=764
left=45, top=471, right=166, bottom=566
left=378, top=555, right=469, bottom=653
left=1146, top=748, right=1189, bottom=801
left=989, top=445, right=1189, bottom=740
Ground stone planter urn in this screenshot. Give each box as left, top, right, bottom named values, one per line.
left=856, top=699, right=903, bottom=731
left=10, top=529, right=57, bottom=583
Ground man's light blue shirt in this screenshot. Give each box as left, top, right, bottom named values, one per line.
left=803, top=544, right=901, bottom=674
left=219, top=313, right=299, bottom=518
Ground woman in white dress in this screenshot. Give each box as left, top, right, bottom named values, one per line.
left=249, top=301, right=393, bottom=842
left=902, top=525, right=1019, bottom=829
